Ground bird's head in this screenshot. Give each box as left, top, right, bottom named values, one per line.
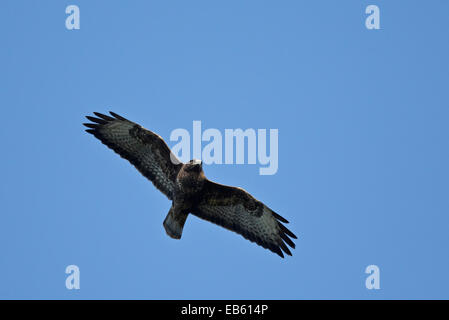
left=185, top=159, right=203, bottom=173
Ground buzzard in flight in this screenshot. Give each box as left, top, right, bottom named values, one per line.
left=84, top=112, right=297, bottom=258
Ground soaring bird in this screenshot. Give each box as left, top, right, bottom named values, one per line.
left=84, top=112, right=297, bottom=258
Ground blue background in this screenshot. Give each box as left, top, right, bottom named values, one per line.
left=1, top=1, right=448, bottom=299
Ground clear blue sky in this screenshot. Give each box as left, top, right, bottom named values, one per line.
left=1, top=0, right=448, bottom=299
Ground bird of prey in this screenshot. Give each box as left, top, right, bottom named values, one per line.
left=84, top=112, right=297, bottom=258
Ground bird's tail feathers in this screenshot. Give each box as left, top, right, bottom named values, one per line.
left=163, top=207, right=188, bottom=239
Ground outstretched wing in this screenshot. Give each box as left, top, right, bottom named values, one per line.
left=192, top=180, right=297, bottom=258
left=84, top=112, right=182, bottom=200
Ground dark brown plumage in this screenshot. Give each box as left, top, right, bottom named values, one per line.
left=84, top=112, right=297, bottom=258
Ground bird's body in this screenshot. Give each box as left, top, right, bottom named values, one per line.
left=164, top=161, right=205, bottom=239
left=84, top=112, right=297, bottom=258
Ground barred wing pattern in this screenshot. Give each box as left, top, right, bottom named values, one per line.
left=193, top=180, right=297, bottom=258
left=84, top=112, right=182, bottom=200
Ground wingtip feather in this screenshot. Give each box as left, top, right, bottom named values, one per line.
left=109, top=111, right=127, bottom=121
left=279, top=242, right=292, bottom=256
left=279, top=223, right=297, bottom=239
left=83, top=123, right=98, bottom=129
left=280, top=232, right=296, bottom=249
left=86, top=116, right=107, bottom=125
left=93, top=112, right=115, bottom=121
left=271, top=210, right=289, bottom=224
